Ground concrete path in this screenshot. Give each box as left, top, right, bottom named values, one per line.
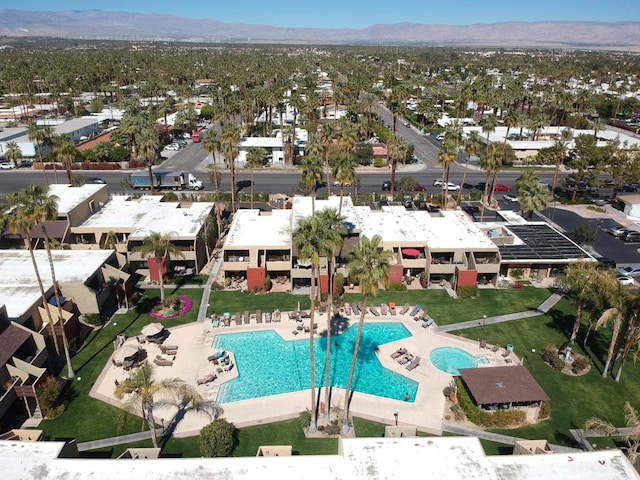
left=570, top=427, right=636, bottom=452
left=77, top=428, right=164, bottom=452
left=434, top=292, right=564, bottom=334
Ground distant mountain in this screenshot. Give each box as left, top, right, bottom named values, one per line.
left=0, top=9, right=639, bottom=48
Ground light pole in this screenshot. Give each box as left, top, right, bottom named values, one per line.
left=394, top=409, right=399, bottom=426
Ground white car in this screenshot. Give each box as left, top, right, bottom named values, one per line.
left=503, top=193, right=519, bottom=202
left=165, top=143, right=181, bottom=151
left=618, top=275, right=635, bottom=286
left=333, top=180, right=352, bottom=187
left=436, top=134, right=445, bottom=141
left=0, top=162, right=15, bottom=169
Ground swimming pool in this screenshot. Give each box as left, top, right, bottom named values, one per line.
left=212, top=322, right=418, bottom=404
left=429, top=346, right=490, bottom=376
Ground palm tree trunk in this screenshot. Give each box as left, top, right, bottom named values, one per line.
left=342, top=292, right=368, bottom=433
left=323, top=255, right=334, bottom=425
left=250, top=168, right=254, bottom=210
left=456, top=156, right=471, bottom=205
left=615, top=358, right=627, bottom=382
left=25, top=236, right=60, bottom=357
left=230, top=159, right=236, bottom=213
left=144, top=400, right=159, bottom=448
left=338, top=186, right=344, bottom=216
left=570, top=303, right=583, bottom=343
left=390, top=161, right=397, bottom=195
left=156, top=255, right=166, bottom=302
left=41, top=226, right=74, bottom=377
left=480, top=171, right=491, bottom=221
left=309, top=266, right=317, bottom=433
left=147, top=162, right=155, bottom=194
left=551, top=157, right=561, bottom=198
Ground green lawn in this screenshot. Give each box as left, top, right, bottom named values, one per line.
left=455, top=297, right=640, bottom=447
left=41, top=285, right=639, bottom=457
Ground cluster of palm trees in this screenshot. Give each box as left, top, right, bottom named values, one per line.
left=1, top=185, right=74, bottom=377
left=561, top=262, right=640, bottom=383
left=293, top=199, right=391, bottom=432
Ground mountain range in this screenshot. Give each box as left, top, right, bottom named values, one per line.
left=0, top=9, right=639, bottom=48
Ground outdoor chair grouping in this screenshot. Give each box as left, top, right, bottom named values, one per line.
left=390, top=348, right=421, bottom=371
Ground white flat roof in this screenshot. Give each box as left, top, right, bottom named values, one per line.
left=225, top=209, right=292, bottom=248
left=355, top=206, right=498, bottom=250
left=292, top=196, right=360, bottom=232
left=47, top=184, right=107, bottom=215
left=76, top=195, right=214, bottom=240
left=239, top=137, right=283, bottom=148
left=0, top=249, right=114, bottom=318
left=54, top=117, right=100, bottom=134
left=2, top=437, right=638, bottom=480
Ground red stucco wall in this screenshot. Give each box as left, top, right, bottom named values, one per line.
left=247, top=268, right=266, bottom=291
left=457, top=269, right=478, bottom=287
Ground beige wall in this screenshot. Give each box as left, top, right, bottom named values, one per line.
left=66, top=187, right=110, bottom=227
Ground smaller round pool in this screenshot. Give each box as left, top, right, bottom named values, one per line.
left=430, top=347, right=489, bottom=376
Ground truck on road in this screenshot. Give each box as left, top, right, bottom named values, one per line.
left=191, top=130, right=203, bottom=143
left=129, top=171, right=203, bottom=191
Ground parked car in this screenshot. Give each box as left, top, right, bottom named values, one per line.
left=609, top=226, right=631, bottom=237
left=165, top=143, right=181, bottom=151
left=0, top=162, right=15, bottom=169
left=17, top=160, right=32, bottom=168
left=618, top=275, right=635, bottom=286
left=618, top=265, right=640, bottom=278
left=503, top=193, right=519, bottom=202
left=493, top=184, right=512, bottom=192
left=597, top=257, right=617, bottom=269
left=411, top=184, right=427, bottom=191
left=403, top=121, right=411, bottom=128
left=622, top=231, right=640, bottom=243
left=235, top=179, right=252, bottom=190
left=433, top=179, right=444, bottom=187
left=86, top=177, right=106, bottom=184
left=442, top=182, right=460, bottom=192
left=333, top=180, right=352, bottom=187
left=382, top=181, right=391, bottom=191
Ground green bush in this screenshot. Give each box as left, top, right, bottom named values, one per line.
left=538, top=401, right=552, bottom=420
left=373, top=158, right=385, bottom=168
left=264, top=275, right=272, bottom=292
left=386, top=283, right=407, bottom=292
left=335, top=272, right=345, bottom=296
left=299, top=410, right=311, bottom=429
left=83, top=313, right=103, bottom=327
left=572, top=355, right=590, bottom=373
left=37, top=376, right=64, bottom=419
left=457, top=286, right=478, bottom=298
left=199, top=418, right=236, bottom=457
left=550, top=357, right=566, bottom=371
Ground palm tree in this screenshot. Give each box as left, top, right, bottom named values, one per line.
left=332, top=153, right=357, bottom=215
left=246, top=147, right=267, bottom=209
left=437, top=137, right=458, bottom=209
left=479, top=144, right=501, bottom=220
left=293, top=216, right=332, bottom=433
left=595, top=305, right=625, bottom=379
left=134, top=232, right=184, bottom=303
left=613, top=304, right=640, bottom=382
left=457, top=131, right=482, bottom=205
left=515, top=170, right=550, bottom=220
left=202, top=129, right=222, bottom=199
left=480, top=113, right=497, bottom=154
left=52, top=135, right=78, bottom=184
left=387, top=135, right=409, bottom=195
left=550, top=138, right=570, bottom=199
left=137, top=126, right=160, bottom=194
left=221, top=124, right=240, bottom=213
left=4, top=141, right=22, bottom=168
left=27, top=122, right=49, bottom=184
left=560, top=261, right=602, bottom=344
left=115, top=360, right=220, bottom=448
left=300, top=156, right=324, bottom=215
left=3, top=189, right=61, bottom=360
left=316, top=209, right=346, bottom=424
left=584, top=401, right=640, bottom=468
left=342, top=235, right=392, bottom=433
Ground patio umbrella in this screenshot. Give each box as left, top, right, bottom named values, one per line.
left=141, top=322, right=164, bottom=337
left=114, top=344, right=140, bottom=362
left=402, top=248, right=420, bottom=257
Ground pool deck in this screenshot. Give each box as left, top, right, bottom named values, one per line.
left=90, top=310, right=519, bottom=438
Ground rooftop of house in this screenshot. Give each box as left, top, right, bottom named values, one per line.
left=75, top=195, right=214, bottom=240
left=47, top=183, right=107, bottom=215
left=2, top=437, right=638, bottom=480
left=0, top=249, right=115, bottom=319
left=225, top=209, right=292, bottom=248
left=292, top=196, right=360, bottom=233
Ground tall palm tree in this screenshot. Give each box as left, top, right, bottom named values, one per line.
left=584, top=401, right=640, bottom=468
left=137, top=126, right=160, bottom=194
left=437, top=137, right=458, bottom=209
left=134, top=232, right=184, bottom=303
left=550, top=137, right=570, bottom=199
left=4, top=141, right=22, bottom=168
left=115, top=360, right=220, bottom=448
left=613, top=300, right=640, bottom=382
left=300, top=156, right=324, bottom=215
left=293, top=216, right=332, bottom=433
left=515, top=170, right=550, bottom=220
left=480, top=114, right=497, bottom=155
left=246, top=147, right=267, bottom=209
left=332, top=153, right=357, bottom=215
left=3, top=189, right=62, bottom=360
left=387, top=135, right=409, bottom=196
left=479, top=144, right=500, bottom=221
left=560, top=261, right=601, bottom=344
left=202, top=129, right=222, bottom=200
left=342, top=235, right=392, bottom=433
left=316, top=209, right=346, bottom=424
left=457, top=131, right=482, bottom=205
left=27, top=122, right=49, bottom=184
left=52, top=135, right=78, bottom=184
left=221, top=124, right=240, bottom=213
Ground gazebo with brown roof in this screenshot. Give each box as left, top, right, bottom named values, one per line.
left=459, top=365, right=548, bottom=409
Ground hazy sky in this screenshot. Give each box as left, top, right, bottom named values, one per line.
left=4, top=1, right=639, bottom=29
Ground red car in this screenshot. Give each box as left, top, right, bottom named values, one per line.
left=493, top=184, right=512, bottom=192
left=412, top=184, right=427, bottom=191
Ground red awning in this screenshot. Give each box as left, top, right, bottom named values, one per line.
left=402, top=248, right=421, bottom=257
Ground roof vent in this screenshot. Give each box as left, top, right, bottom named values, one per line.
left=496, top=382, right=505, bottom=388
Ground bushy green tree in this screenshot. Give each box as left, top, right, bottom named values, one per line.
left=199, top=418, right=236, bottom=457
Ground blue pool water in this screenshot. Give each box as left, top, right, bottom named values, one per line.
left=430, top=347, right=490, bottom=376
left=212, top=322, right=418, bottom=404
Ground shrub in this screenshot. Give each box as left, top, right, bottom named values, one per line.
left=550, top=356, right=566, bottom=371
left=451, top=404, right=465, bottom=421
left=373, top=158, right=385, bottom=168
left=541, top=346, right=558, bottom=364
left=36, top=376, right=64, bottom=419
left=538, top=401, right=551, bottom=420
left=455, top=378, right=526, bottom=427
left=511, top=268, right=524, bottom=280
left=264, top=275, right=272, bottom=292
left=326, top=420, right=341, bottom=435
left=572, top=355, right=590, bottom=373
left=419, top=273, right=429, bottom=288
left=299, top=410, right=311, bottom=429
left=335, top=272, right=345, bottom=296
left=83, top=313, right=103, bottom=327
left=224, top=277, right=231, bottom=287
left=199, top=418, right=236, bottom=457
left=386, top=283, right=407, bottom=292
left=457, top=286, right=478, bottom=298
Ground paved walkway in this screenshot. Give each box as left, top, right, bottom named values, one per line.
left=77, top=429, right=164, bottom=452
left=434, top=293, right=564, bottom=334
